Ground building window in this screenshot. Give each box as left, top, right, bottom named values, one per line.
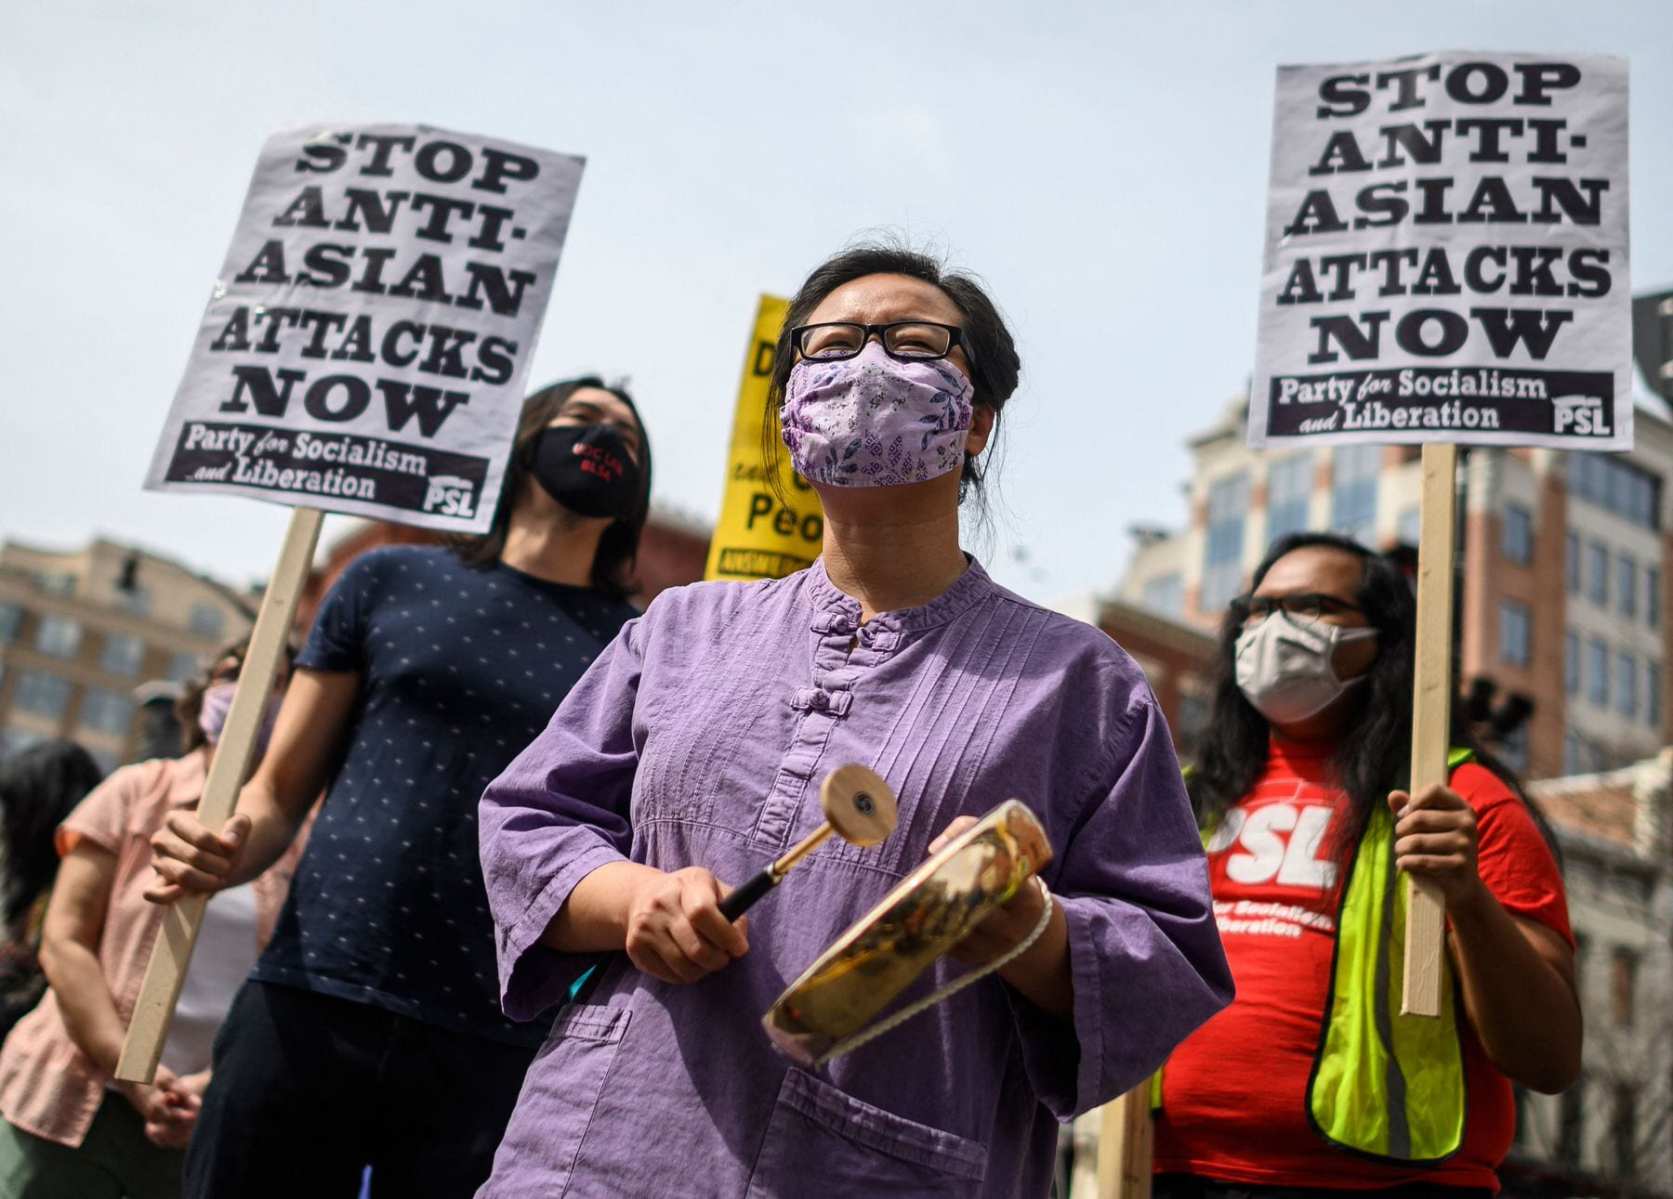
left=1568, top=451, right=1661, bottom=530
left=1201, top=473, right=1250, bottom=614
left=1587, top=638, right=1610, bottom=707
left=187, top=603, right=226, bottom=638
left=99, top=633, right=145, bottom=677
left=0, top=727, right=46, bottom=756
left=1564, top=630, right=1580, bottom=695
left=0, top=603, right=22, bottom=644
left=1501, top=502, right=1533, bottom=565
left=1498, top=601, right=1531, bottom=668
left=1563, top=729, right=1588, bottom=775
left=14, top=671, right=72, bottom=720
left=1617, top=553, right=1638, bottom=618
left=119, top=586, right=151, bottom=618
left=1330, top=444, right=1381, bottom=546
left=79, top=689, right=134, bottom=736
left=1650, top=566, right=1662, bottom=628
left=1556, top=1076, right=1586, bottom=1167
left=1265, top=453, right=1313, bottom=545
left=1616, top=651, right=1638, bottom=718
left=167, top=652, right=201, bottom=683
left=1610, top=947, right=1638, bottom=1028
left=1396, top=506, right=1420, bottom=547
left=1586, top=539, right=1609, bottom=606
left=1649, top=663, right=1662, bottom=728
left=1611, top=1083, right=1637, bottom=1179
left=1498, top=723, right=1529, bottom=772
left=34, top=616, right=81, bottom=659
left=1140, top=573, right=1184, bottom=618
left=38, top=573, right=76, bottom=597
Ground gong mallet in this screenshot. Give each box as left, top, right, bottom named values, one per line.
left=719, top=765, right=897, bottom=922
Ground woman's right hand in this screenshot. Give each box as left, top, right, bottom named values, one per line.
left=143, top=813, right=252, bottom=903
left=116, top=1067, right=194, bottom=1147
left=623, top=867, right=748, bottom=984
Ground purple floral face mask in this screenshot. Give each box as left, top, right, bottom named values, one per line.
left=782, top=342, right=975, bottom=487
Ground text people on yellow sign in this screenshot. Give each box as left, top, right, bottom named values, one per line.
left=704, top=294, right=824, bottom=581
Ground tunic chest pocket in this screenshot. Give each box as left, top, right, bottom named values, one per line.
left=745, top=1069, right=988, bottom=1196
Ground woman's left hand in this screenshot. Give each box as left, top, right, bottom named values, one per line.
left=1388, top=783, right=1488, bottom=911
left=928, top=816, right=1048, bottom=967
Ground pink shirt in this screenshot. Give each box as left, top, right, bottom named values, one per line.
left=0, top=753, right=301, bottom=1147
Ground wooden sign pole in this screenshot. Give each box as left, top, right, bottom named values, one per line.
left=1401, top=443, right=1458, bottom=1018
left=115, top=506, right=324, bottom=1083
left=1097, top=1083, right=1153, bottom=1199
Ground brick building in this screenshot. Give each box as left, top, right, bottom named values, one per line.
left=0, top=538, right=256, bottom=771
left=1503, top=754, right=1673, bottom=1197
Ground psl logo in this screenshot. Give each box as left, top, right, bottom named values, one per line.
left=1207, top=803, right=1338, bottom=890
left=1553, top=395, right=1607, bottom=436
left=423, top=475, right=477, bottom=517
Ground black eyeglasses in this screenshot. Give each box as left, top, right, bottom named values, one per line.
left=1230, top=592, right=1365, bottom=626
left=790, top=321, right=974, bottom=365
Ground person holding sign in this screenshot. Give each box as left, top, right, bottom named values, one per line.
left=0, top=642, right=292, bottom=1199
left=476, top=246, right=1233, bottom=1197
left=1150, top=533, right=1580, bottom=1197
left=144, top=378, right=652, bottom=1199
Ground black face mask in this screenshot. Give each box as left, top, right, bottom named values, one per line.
left=530, top=424, right=642, bottom=520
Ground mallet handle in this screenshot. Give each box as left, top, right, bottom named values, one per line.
left=718, top=823, right=834, bottom=920
left=719, top=868, right=779, bottom=921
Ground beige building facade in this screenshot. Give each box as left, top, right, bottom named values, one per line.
left=0, top=538, right=255, bottom=771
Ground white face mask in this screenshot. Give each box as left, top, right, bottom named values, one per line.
left=1234, top=609, right=1379, bottom=725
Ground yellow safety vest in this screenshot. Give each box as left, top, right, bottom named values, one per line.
left=1157, top=749, right=1471, bottom=1165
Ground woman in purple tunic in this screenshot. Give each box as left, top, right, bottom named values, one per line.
left=478, top=246, right=1234, bottom=1197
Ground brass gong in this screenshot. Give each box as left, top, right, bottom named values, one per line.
left=763, top=799, right=1053, bottom=1067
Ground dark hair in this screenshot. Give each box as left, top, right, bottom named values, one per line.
left=1186, top=531, right=1551, bottom=864
left=451, top=378, right=652, bottom=599
left=0, top=740, right=103, bottom=933
left=765, top=243, right=1021, bottom=509
left=174, top=635, right=296, bottom=754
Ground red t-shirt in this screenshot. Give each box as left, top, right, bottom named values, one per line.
left=1153, top=739, right=1573, bottom=1192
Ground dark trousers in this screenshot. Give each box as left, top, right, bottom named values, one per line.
left=185, top=980, right=538, bottom=1199
left=1154, top=1176, right=1493, bottom=1199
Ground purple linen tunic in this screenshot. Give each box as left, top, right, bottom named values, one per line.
left=478, top=560, right=1232, bottom=1197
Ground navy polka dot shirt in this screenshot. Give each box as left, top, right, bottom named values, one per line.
left=252, top=545, right=637, bottom=1046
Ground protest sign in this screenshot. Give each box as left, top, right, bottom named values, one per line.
left=144, top=124, right=585, bottom=533
left=1248, top=52, right=1630, bottom=1023
left=118, top=124, right=585, bottom=1084
left=1251, top=53, right=1629, bottom=450
left=703, top=295, right=825, bottom=581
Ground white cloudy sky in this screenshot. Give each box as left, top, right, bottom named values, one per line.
left=4, top=1, right=1670, bottom=600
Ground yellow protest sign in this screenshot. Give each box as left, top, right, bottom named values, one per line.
left=704, top=295, right=824, bottom=580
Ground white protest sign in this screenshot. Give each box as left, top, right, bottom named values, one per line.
left=1250, top=53, right=1629, bottom=450
left=144, top=124, right=585, bottom=532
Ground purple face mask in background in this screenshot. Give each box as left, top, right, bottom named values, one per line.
left=198, top=681, right=281, bottom=758
left=782, top=342, right=975, bottom=487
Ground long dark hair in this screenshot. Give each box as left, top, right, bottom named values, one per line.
left=0, top=740, right=104, bottom=932
left=764, top=242, right=1022, bottom=511
left=1187, top=531, right=1549, bottom=865
left=451, top=378, right=653, bottom=599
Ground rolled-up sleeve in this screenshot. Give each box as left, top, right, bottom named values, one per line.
left=479, top=614, right=646, bottom=1022
left=1010, top=687, right=1233, bottom=1119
